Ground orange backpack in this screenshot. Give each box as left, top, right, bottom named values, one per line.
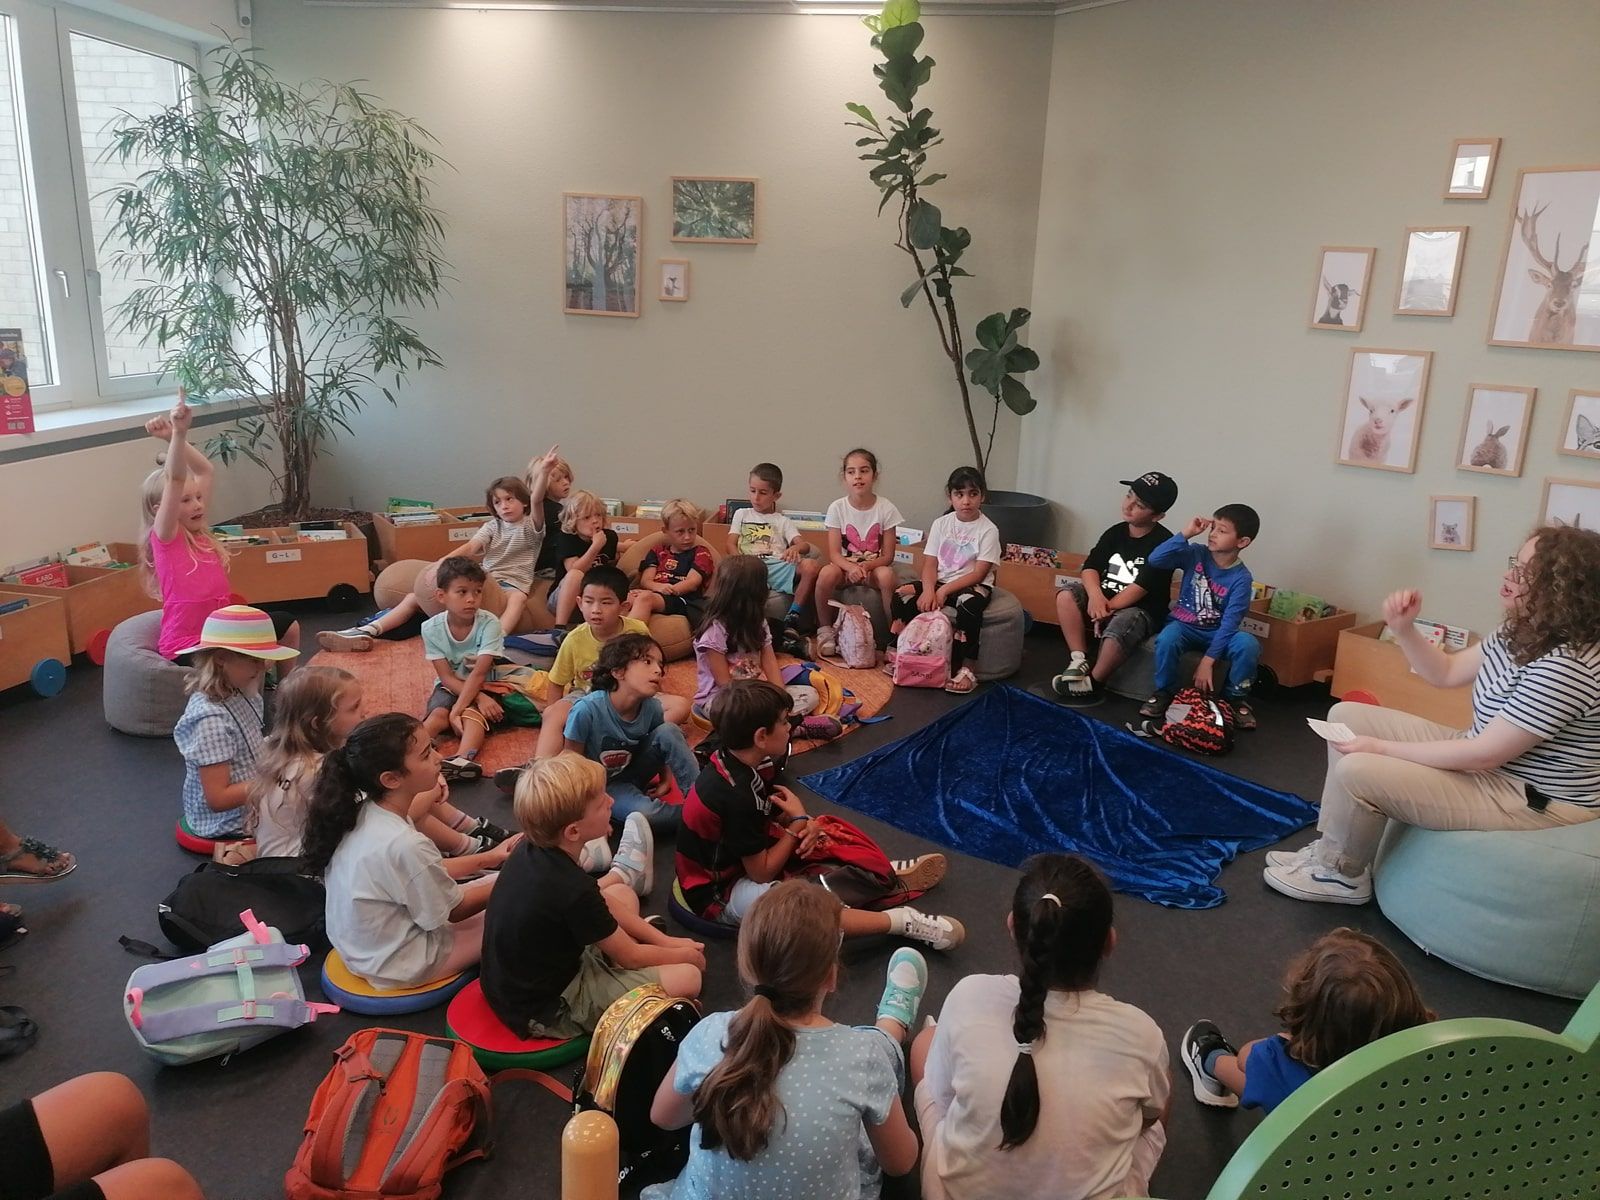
left=285, top=1028, right=490, bottom=1200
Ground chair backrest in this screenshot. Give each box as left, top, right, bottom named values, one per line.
left=1203, top=978, right=1600, bottom=1199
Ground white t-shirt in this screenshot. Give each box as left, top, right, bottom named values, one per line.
left=924, top=512, right=1002, bottom=586
left=921, top=975, right=1169, bottom=1200
left=826, top=496, right=905, bottom=559
left=253, top=755, right=316, bottom=858
left=324, top=802, right=461, bottom=989
left=730, top=507, right=800, bottom=560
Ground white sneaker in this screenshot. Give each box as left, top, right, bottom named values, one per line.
left=578, top=836, right=612, bottom=875
left=1263, top=856, right=1372, bottom=905
left=1264, top=840, right=1320, bottom=870
left=612, top=812, right=654, bottom=897
left=316, top=626, right=375, bottom=653
left=888, top=907, right=966, bottom=951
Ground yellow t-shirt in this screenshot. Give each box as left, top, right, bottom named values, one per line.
left=549, top=617, right=652, bottom=696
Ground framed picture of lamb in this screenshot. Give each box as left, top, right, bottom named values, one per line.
left=1335, top=348, right=1432, bottom=473
left=1309, top=246, right=1375, bottom=331
left=1429, top=496, right=1475, bottom=551
left=1559, top=389, right=1600, bottom=460
left=1456, top=384, right=1535, bottom=478
left=1540, top=477, right=1600, bottom=533
left=1444, top=137, right=1500, bottom=200
left=1488, top=166, right=1600, bottom=352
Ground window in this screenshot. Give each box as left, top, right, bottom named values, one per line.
left=0, top=0, right=198, bottom=414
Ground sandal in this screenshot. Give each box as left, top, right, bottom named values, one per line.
left=212, top=840, right=259, bottom=867
left=943, top=668, right=977, bottom=695
left=0, top=837, right=77, bottom=883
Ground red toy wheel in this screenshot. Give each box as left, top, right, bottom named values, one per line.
left=87, top=628, right=112, bottom=666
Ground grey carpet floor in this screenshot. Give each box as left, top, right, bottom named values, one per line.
left=0, top=601, right=1576, bottom=1200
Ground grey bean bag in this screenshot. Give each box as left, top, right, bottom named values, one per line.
left=103, top=609, right=190, bottom=737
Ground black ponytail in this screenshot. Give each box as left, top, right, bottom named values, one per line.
left=301, top=713, right=421, bottom=877
left=997, top=854, right=1114, bottom=1151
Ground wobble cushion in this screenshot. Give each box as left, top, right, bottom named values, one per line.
left=445, top=979, right=591, bottom=1070
left=972, top=586, right=1025, bottom=682
left=103, top=610, right=191, bottom=737
left=320, top=947, right=471, bottom=1014
left=1374, top=818, right=1600, bottom=999
left=372, top=558, right=554, bottom=635
left=174, top=816, right=250, bottom=856
left=667, top=879, right=737, bottom=940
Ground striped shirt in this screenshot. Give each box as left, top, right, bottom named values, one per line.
left=469, top=515, right=544, bottom=592
left=1471, top=631, right=1600, bottom=806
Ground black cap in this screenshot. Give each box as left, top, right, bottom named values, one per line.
left=1119, top=472, right=1178, bottom=513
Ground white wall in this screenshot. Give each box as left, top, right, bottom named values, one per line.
left=251, top=4, right=1051, bottom=531
left=1022, top=0, right=1600, bottom=634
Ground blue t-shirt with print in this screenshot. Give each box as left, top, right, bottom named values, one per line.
left=564, top=689, right=666, bottom=788
left=1147, top=533, right=1254, bottom=659
left=1242, top=1034, right=1316, bottom=1113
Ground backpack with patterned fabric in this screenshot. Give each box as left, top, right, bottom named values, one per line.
left=1159, top=687, right=1235, bottom=756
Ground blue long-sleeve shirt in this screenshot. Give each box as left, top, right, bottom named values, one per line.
left=1147, top=533, right=1254, bottom=660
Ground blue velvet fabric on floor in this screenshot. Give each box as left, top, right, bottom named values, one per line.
left=800, top=685, right=1317, bottom=909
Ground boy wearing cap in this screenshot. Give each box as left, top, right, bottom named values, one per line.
left=1052, top=472, right=1178, bottom=702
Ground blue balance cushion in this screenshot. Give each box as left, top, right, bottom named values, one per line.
left=320, top=949, right=472, bottom=1015
left=668, top=880, right=737, bottom=941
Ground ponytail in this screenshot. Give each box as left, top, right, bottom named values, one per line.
left=300, top=713, right=420, bottom=876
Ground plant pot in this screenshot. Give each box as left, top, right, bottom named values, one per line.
left=985, top=490, right=1052, bottom=549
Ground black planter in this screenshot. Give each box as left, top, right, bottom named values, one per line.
left=985, top=490, right=1052, bottom=549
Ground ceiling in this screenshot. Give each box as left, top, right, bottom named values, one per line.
left=304, top=0, right=1128, bottom=15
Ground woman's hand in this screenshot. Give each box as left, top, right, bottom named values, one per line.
left=1333, top=734, right=1386, bottom=757
left=1382, top=589, right=1422, bottom=635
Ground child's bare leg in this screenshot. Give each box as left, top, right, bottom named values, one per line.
left=420, top=814, right=472, bottom=855
left=1055, top=588, right=1090, bottom=656
left=553, top=570, right=583, bottom=625
left=534, top=697, right=573, bottom=758
left=815, top=563, right=843, bottom=618
left=1090, top=637, right=1130, bottom=683
left=499, top=588, right=529, bottom=635
left=909, top=1021, right=936, bottom=1085
left=1213, top=1038, right=1258, bottom=1098
left=794, top=555, right=820, bottom=609
left=368, top=594, right=423, bottom=635
left=872, top=567, right=898, bottom=636
left=659, top=693, right=692, bottom=727
left=423, top=708, right=452, bottom=741
left=658, top=962, right=703, bottom=999
left=457, top=709, right=490, bottom=758
left=629, top=591, right=665, bottom=623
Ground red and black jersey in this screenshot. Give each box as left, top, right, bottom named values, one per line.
left=643, top=544, right=713, bottom=592
left=674, top=750, right=779, bottom=918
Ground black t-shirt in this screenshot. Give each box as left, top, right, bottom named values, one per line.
left=674, top=751, right=779, bottom=917
left=552, top=527, right=620, bottom=575
left=1082, top=522, right=1175, bottom=625
left=534, top=498, right=566, bottom=573
left=480, top=842, right=616, bottom=1031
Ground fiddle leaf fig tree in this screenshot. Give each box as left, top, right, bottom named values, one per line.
left=848, top=0, right=1037, bottom=472
left=104, top=43, right=449, bottom=521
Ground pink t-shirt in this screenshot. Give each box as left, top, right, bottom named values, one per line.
left=149, top=528, right=231, bottom=659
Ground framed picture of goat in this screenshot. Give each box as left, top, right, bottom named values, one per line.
left=1336, top=348, right=1432, bottom=473
left=1540, top=477, right=1600, bottom=533
left=1395, top=227, right=1467, bottom=317
left=1559, top=390, right=1600, bottom=460
left=1429, top=496, right=1475, bottom=552
left=1456, top=384, right=1535, bottom=477
left=1488, top=166, right=1600, bottom=353
left=1309, top=246, right=1375, bottom=331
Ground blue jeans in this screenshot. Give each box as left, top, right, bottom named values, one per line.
left=1152, top=620, right=1260, bottom=698
left=605, top=723, right=696, bottom=833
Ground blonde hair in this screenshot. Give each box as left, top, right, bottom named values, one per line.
left=560, top=490, right=607, bottom=535
left=514, top=753, right=606, bottom=846
left=139, top=464, right=231, bottom=599
left=250, top=666, right=357, bottom=837
left=185, top=648, right=250, bottom=702
left=660, top=498, right=702, bottom=531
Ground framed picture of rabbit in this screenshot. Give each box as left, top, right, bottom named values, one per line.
left=1488, top=166, right=1600, bottom=353
left=1336, top=348, right=1432, bottom=473
left=1309, top=246, right=1375, bottom=331
left=1429, top=496, right=1476, bottom=552
left=1540, top=478, right=1600, bottom=533
left=1559, top=390, right=1600, bottom=460
left=1456, top=384, right=1535, bottom=477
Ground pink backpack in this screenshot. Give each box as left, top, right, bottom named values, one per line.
left=828, top=601, right=877, bottom=670
left=893, top=611, right=953, bottom=688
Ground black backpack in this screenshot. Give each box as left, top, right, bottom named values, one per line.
left=155, top=857, right=326, bottom=954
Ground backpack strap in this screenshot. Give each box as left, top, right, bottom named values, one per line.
left=303, top=1032, right=406, bottom=1188
left=490, top=1067, right=576, bottom=1105
left=127, top=940, right=308, bottom=991
left=129, top=992, right=336, bottom=1042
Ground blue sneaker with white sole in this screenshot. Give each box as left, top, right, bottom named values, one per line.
left=876, top=947, right=929, bottom=1033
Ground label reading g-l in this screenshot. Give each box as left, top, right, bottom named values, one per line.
left=267, top=548, right=303, bottom=564
left=613, top=521, right=640, bottom=534
left=448, top=528, right=472, bottom=541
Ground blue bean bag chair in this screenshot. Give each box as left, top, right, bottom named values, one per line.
left=1374, top=817, right=1600, bottom=999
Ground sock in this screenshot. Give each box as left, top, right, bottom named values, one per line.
left=463, top=748, right=479, bottom=760
left=1204, top=1047, right=1228, bottom=1075
left=1069, top=651, right=1088, bottom=666
left=451, top=812, right=474, bottom=832
left=883, top=908, right=910, bottom=936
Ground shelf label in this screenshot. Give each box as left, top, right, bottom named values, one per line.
left=893, top=549, right=914, bottom=565
left=612, top=521, right=639, bottom=534
left=448, top=528, right=472, bottom=541
left=1054, top=574, right=1071, bottom=590
left=266, top=548, right=303, bottom=564
left=1241, top=615, right=1270, bottom=639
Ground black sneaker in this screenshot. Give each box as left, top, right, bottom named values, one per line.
left=493, top=764, right=526, bottom=794
left=1232, top=701, right=1257, bottom=731
left=1180, top=1020, right=1240, bottom=1108
left=778, top=627, right=809, bottom=657
left=1138, top=691, right=1174, bottom=719
left=465, top=817, right=514, bottom=847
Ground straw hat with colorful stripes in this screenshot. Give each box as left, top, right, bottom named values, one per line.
left=174, top=605, right=300, bottom=661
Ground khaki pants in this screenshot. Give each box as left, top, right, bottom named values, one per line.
left=1316, top=702, right=1596, bottom=875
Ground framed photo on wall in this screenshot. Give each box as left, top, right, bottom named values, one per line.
left=563, top=193, right=642, bottom=318
left=1429, top=496, right=1476, bottom=551
left=658, top=258, right=690, bottom=302
left=1456, top=384, right=1535, bottom=477
left=1444, top=137, right=1500, bottom=200
left=1336, top=348, right=1432, bottom=473
left=1559, top=389, right=1600, bottom=460
left=1541, top=477, right=1600, bottom=532
left=1309, top=246, right=1375, bottom=331
left=671, top=177, right=759, bottom=244
left=1395, top=227, right=1467, bottom=317
left=1488, top=166, right=1600, bottom=352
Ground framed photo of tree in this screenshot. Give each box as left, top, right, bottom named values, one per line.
left=563, top=193, right=642, bottom=318
left=671, top=177, right=759, bottom=245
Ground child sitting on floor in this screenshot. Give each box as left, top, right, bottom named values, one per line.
left=629, top=499, right=714, bottom=626
left=173, top=606, right=300, bottom=842
left=421, top=557, right=510, bottom=781
left=1181, top=927, right=1433, bottom=1114
left=726, top=462, right=819, bottom=653
left=692, top=555, right=784, bottom=721
left=814, top=447, right=904, bottom=657
left=480, top=755, right=703, bottom=1040
left=305, top=712, right=519, bottom=990
left=911, top=853, right=1170, bottom=1200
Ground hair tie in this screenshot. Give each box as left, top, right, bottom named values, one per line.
left=1016, top=1042, right=1034, bottom=1055
left=752, top=984, right=780, bottom=1001
left=1038, top=893, right=1062, bottom=907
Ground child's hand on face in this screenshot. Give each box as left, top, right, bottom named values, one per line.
left=1183, top=516, right=1213, bottom=539
left=591, top=528, right=608, bottom=550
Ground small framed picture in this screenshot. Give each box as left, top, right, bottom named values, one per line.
left=671, top=176, right=759, bottom=244
left=1540, top=477, right=1600, bottom=532
left=1429, top=496, right=1476, bottom=551
left=1559, top=389, right=1600, bottom=460
left=1309, top=246, right=1375, bottom=331
left=1489, top=166, right=1600, bottom=352
left=1457, top=384, right=1535, bottom=477
left=658, top=259, right=690, bottom=302
left=1444, top=137, right=1500, bottom=200
left=1395, top=227, right=1467, bottom=317
left=1336, top=348, right=1432, bottom=473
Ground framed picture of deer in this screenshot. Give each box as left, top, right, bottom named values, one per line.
left=1540, top=477, right=1600, bottom=533
left=1444, top=137, right=1500, bottom=200
left=1395, top=227, right=1467, bottom=317
left=1429, top=496, right=1475, bottom=551
left=1336, top=349, right=1431, bottom=473
left=1309, top=246, right=1375, bottom=331
left=563, top=193, right=643, bottom=318
left=1456, top=384, right=1535, bottom=478
left=1488, top=166, right=1600, bottom=352
left=1559, top=389, right=1600, bottom=460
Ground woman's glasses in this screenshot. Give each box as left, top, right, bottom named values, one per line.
left=1505, top=556, right=1529, bottom=584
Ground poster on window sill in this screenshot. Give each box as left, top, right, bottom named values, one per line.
left=0, top=328, right=34, bottom=435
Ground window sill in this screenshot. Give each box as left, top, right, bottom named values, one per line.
left=1, top=394, right=259, bottom=462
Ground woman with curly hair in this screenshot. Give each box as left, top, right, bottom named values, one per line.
left=1266, top=525, right=1600, bottom=904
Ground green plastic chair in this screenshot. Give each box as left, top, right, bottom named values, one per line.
left=1135, top=978, right=1600, bottom=1200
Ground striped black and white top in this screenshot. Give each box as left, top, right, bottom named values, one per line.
left=1471, top=630, right=1600, bottom=807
